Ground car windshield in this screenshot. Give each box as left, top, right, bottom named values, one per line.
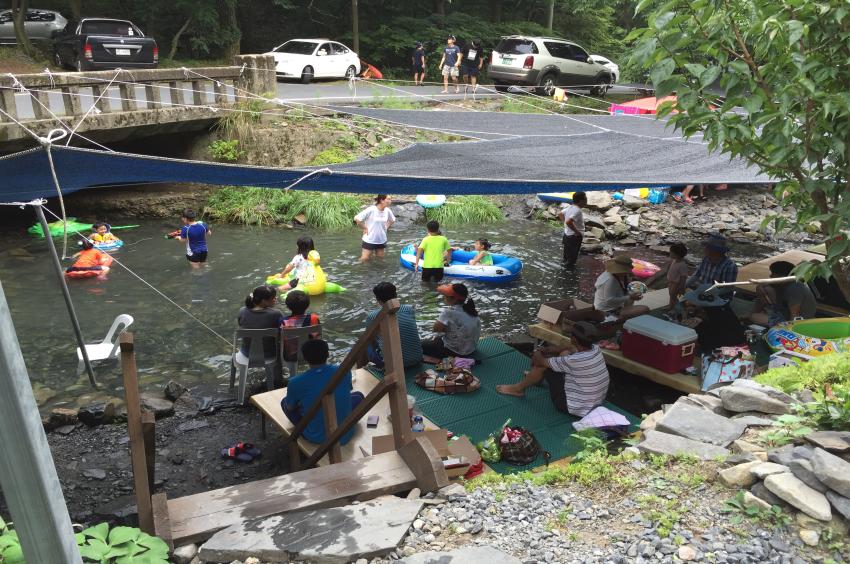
left=494, top=39, right=538, bottom=55
left=81, top=20, right=139, bottom=36
left=275, top=41, right=316, bottom=55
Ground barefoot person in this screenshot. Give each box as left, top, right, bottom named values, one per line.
left=439, top=35, right=461, bottom=93
left=497, top=322, right=609, bottom=417
left=354, top=194, right=395, bottom=261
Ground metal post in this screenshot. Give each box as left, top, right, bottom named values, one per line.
left=0, top=280, right=83, bottom=564
left=546, top=0, right=554, bottom=29
left=34, top=204, right=97, bottom=388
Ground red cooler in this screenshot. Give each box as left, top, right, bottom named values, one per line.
left=621, top=315, right=698, bottom=374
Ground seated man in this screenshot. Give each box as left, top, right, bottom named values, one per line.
left=681, top=285, right=747, bottom=353
left=749, top=260, right=816, bottom=326
left=496, top=322, right=609, bottom=417
left=593, top=255, right=650, bottom=323
left=281, top=339, right=364, bottom=445
left=686, top=234, right=738, bottom=289
left=365, top=282, right=423, bottom=368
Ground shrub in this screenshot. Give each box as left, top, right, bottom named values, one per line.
left=755, top=352, right=850, bottom=395
left=285, top=192, right=365, bottom=231
left=208, top=139, right=244, bottom=162
left=425, top=196, right=503, bottom=226
left=204, top=186, right=296, bottom=226
left=309, top=146, right=358, bottom=166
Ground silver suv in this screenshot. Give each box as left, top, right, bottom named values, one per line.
left=488, top=36, right=612, bottom=96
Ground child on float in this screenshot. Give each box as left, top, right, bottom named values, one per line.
left=89, top=222, right=119, bottom=244
left=66, top=239, right=111, bottom=275
left=468, top=238, right=493, bottom=265
left=276, top=236, right=315, bottom=291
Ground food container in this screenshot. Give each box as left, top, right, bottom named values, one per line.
left=621, top=315, right=697, bottom=373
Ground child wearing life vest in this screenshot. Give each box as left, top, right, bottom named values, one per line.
left=66, top=240, right=111, bottom=274
left=468, top=238, right=493, bottom=265
left=89, top=222, right=119, bottom=244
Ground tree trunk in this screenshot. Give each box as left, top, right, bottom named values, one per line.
left=351, top=0, right=359, bottom=53
left=489, top=0, right=502, bottom=22
left=69, top=0, right=82, bottom=20
left=435, top=0, right=445, bottom=16
left=546, top=0, right=555, bottom=30
left=168, top=16, right=191, bottom=61
left=11, top=0, right=36, bottom=58
left=218, top=0, right=241, bottom=60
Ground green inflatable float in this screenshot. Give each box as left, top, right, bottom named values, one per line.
left=28, top=219, right=140, bottom=238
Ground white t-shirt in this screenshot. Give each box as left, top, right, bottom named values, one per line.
left=563, top=204, right=584, bottom=236
left=289, top=254, right=310, bottom=279
left=355, top=205, right=396, bottom=245
left=438, top=304, right=481, bottom=356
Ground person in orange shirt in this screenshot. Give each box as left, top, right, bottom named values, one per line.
left=66, top=240, right=112, bottom=274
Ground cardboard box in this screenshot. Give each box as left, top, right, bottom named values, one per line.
left=372, top=431, right=481, bottom=479
left=536, top=298, right=594, bottom=330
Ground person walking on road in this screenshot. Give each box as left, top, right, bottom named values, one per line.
left=461, top=38, right=485, bottom=93
left=439, top=35, right=462, bottom=93
left=559, top=191, right=587, bottom=268
left=412, top=41, right=426, bottom=86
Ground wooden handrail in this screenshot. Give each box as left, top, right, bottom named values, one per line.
left=287, top=299, right=401, bottom=469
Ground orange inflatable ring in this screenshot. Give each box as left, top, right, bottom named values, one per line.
left=631, top=258, right=660, bottom=280
left=65, top=254, right=114, bottom=279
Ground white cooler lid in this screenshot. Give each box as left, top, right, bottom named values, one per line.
left=623, top=315, right=698, bottom=345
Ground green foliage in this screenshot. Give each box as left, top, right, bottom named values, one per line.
left=637, top=494, right=682, bottom=538
left=370, top=97, right=425, bottom=110
left=309, top=147, right=358, bottom=166
left=208, top=139, right=244, bottom=162
left=368, top=142, right=398, bottom=158
left=0, top=516, right=24, bottom=564
left=569, top=428, right=608, bottom=462
left=796, top=395, right=850, bottom=432
left=425, top=196, right=503, bottom=226
left=215, top=97, right=269, bottom=147
left=723, top=490, right=792, bottom=528
left=762, top=414, right=814, bottom=447
left=286, top=192, right=365, bottom=231
left=630, top=0, right=850, bottom=301
left=756, top=352, right=850, bottom=395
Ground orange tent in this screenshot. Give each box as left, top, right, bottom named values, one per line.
left=609, top=95, right=677, bottom=115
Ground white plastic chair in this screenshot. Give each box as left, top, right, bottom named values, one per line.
left=231, top=328, right=282, bottom=405
left=76, top=314, right=134, bottom=374
left=281, top=323, right=322, bottom=378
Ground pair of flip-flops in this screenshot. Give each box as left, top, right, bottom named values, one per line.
left=220, top=442, right=262, bottom=463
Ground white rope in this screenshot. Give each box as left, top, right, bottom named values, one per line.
left=0, top=198, right=47, bottom=207
left=65, top=69, right=122, bottom=146
left=0, top=105, right=41, bottom=140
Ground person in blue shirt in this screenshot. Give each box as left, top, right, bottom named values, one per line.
left=281, top=339, right=365, bottom=444
left=365, top=282, right=423, bottom=369
left=439, top=35, right=461, bottom=93
left=176, top=208, right=211, bottom=269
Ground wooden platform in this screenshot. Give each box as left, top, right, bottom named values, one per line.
left=634, top=288, right=674, bottom=311
left=527, top=323, right=701, bottom=394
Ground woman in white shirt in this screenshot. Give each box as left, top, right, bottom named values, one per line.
left=421, top=283, right=481, bottom=359
left=354, top=194, right=395, bottom=261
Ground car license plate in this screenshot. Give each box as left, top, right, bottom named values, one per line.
left=501, top=57, right=513, bottom=64
left=115, top=48, right=131, bottom=56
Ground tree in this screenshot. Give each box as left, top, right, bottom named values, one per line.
left=630, top=0, right=850, bottom=302
left=352, top=0, right=359, bottom=53
left=546, top=0, right=555, bottom=29
left=10, top=0, right=36, bottom=58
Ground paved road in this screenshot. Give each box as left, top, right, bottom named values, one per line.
left=274, top=79, right=642, bottom=104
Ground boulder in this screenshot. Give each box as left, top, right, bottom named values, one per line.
left=625, top=214, right=640, bottom=228
left=584, top=212, right=606, bottom=229
left=638, top=430, right=729, bottom=461
left=751, top=482, right=786, bottom=508
left=605, top=223, right=630, bottom=239
left=729, top=379, right=794, bottom=404
left=77, top=402, right=116, bottom=426
left=810, top=447, right=850, bottom=497
left=798, top=529, right=819, bottom=547
left=788, top=459, right=828, bottom=493
left=400, top=546, right=522, bottom=564
left=140, top=394, right=174, bottom=419
left=764, top=473, right=832, bottom=521
left=684, top=394, right=726, bottom=415
left=742, top=491, right=771, bottom=511
left=804, top=431, right=850, bottom=454
left=826, top=491, right=850, bottom=521
left=164, top=380, right=189, bottom=402
left=585, top=191, right=614, bottom=211
left=640, top=410, right=663, bottom=432
left=732, top=440, right=764, bottom=455
left=603, top=214, right=623, bottom=225
left=728, top=415, right=777, bottom=427
left=604, top=206, right=621, bottom=217
left=199, top=496, right=424, bottom=563
left=588, top=226, right=605, bottom=240
left=172, top=544, right=198, bottom=564
left=655, top=402, right=746, bottom=446
left=45, top=407, right=78, bottom=430
left=750, top=462, right=790, bottom=479
left=623, top=195, right=647, bottom=209
left=719, top=461, right=764, bottom=487
left=718, top=386, right=790, bottom=415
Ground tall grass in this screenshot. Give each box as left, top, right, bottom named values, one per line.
left=286, top=192, right=366, bottom=230
left=425, top=196, right=503, bottom=226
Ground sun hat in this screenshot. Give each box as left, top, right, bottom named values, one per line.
left=701, top=233, right=730, bottom=253
left=682, top=284, right=730, bottom=308
left=437, top=283, right=468, bottom=301
left=605, top=255, right=633, bottom=275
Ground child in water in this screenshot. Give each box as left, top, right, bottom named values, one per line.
left=276, top=237, right=315, bottom=291
left=66, top=239, right=111, bottom=274
left=414, top=220, right=451, bottom=283
left=89, top=222, right=119, bottom=244
left=468, top=238, right=493, bottom=265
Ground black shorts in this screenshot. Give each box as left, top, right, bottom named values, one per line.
left=361, top=241, right=386, bottom=251
left=544, top=370, right=569, bottom=413
left=412, top=64, right=424, bottom=73
left=186, top=251, right=208, bottom=263
left=461, top=64, right=479, bottom=77
left=421, top=267, right=444, bottom=282
left=421, top=336, right=462, bottom=359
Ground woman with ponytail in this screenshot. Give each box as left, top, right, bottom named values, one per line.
left=421, top=283, right=481, bottom=359
left=237, top=285, right=283, bottom=358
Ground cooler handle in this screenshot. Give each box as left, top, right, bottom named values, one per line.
left=681, top=343, right=695, bottom=357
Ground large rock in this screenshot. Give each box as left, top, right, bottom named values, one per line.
left=788, top=459, right=828, bottom=493
left=140, top=394, right=174, bottom=419
left=730, top=379, right=794, bottom=404
left=400, top=546, right=522, bottom=564
left=810, top=447, right=850, bottom=497
left=742, top=491, right=771, bottom=511
left=684, top=394, right=727, bottom=415
left=729, top=415, right=777, bottom=427
left=826, top=491, right=850, bottom=521
left=719, top=461, right=764, bottom=487
left=45, top=407, right=78, bottom=431
left=625, top=214, right=640, bottom=228
left=640, top=410, right=663, bottom=432
left=750, top=462, right=790, bottom=479
left=164, top=380, right=189, bottom=402
left=718, top=386, right=790, bottom=415
left=638, top=430, right=729, bottom=460
left=585, top=192, right=614, bottom=211
left=804, top=431, right=850, bottom=454
left=77, top=402, right=116, bottom=426
left=583, top=212, right=606, bottom=229
left=605, top=222, right=630, bottom=239
left=623, top=195, right=647, bottom=209
left=751, top=482, right=786, bottom=508
left=764, top=473, right=832, bottom=521
left=198, top=496, right=424, bottom=563
left=655, top=402, right=746, bottom=446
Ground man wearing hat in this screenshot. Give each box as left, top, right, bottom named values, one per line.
left=593, top=255, right=650, bottom=323
left=438, top=35, right=461, bottom=93
left=496, top=321, right=609, bottom=417
left=686, top=234, right=738, bottom=289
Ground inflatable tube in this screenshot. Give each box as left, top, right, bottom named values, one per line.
left=65, top=254, right=114, bottom=279
left=265, top=251, right=345, bottom=295
left=631, top=258, right=660, bottom=280
left=92, top=239, right=124, bottom=252
left=537, top=193, right=575, bottom=204
left=399, top=244, right=522, bottom=283
left=765, top=318, right=850, bottom=357
left=29, top=220, right=139, bottom=238
left=416, top=195, right=446, bottom=208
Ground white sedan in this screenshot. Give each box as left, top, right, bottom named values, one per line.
left=589, top=55, right=619, bottom=84
left=267, top=39, right=361, bottom=84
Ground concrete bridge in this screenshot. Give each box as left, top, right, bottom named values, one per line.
left=0, top=55, right=276, bottom=153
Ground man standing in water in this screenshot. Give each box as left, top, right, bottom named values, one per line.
left=559, top=191, right=586, bottom=268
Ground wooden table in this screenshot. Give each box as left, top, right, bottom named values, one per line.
left=527, top=323, right=702, bottom=394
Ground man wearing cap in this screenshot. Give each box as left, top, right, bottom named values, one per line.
left=497, top=321, right=609, bottom=417
left=686, top=234, right=738, bottom=289
left=439, top=35, right=461, bottom=93
left=593, top=255, right=650, bottom=323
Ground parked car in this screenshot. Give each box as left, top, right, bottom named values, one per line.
left=488, top=35, right=612, bottom=96
left=589, top=55, right=619, bottom=84
left=266, top=39, right=361, bottom=84
left=0, top=8, right=67, bottom=44
left=53, top=18, right=158, bottom=72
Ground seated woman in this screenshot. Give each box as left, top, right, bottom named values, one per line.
left=593, top=255, right=650, bottom=323
left=681, top=285, right=747, bottom=353
left=749, top=260, right=816, bottom=326
left=365, top=282, right=423, bottom=368
left=237, top=285, right=283, bottom=359
left=421, top=283, right=481, bottom=360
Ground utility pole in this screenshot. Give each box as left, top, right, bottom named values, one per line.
left=546, top=0, right=555, bottom=30
left=352, top=0, right=359, bottom=53
left=0, top=280, right=83, bottom=563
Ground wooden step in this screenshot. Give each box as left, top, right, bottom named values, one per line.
left=159, top=450, right=419, bottom=547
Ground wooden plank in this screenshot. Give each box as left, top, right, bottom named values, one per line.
left=399, top=436, right=449, bottom=493
left=151, top=493, right=172, bottom=550
left=527, top=323, right=701, bottom=394
left=320, top=394, right=342, bottom=464
left=119, top=333, right=154, bottom=534
left=167, top=450, right=417, bottom=546
left=380, top=300, right=411, bottom=450
left=141, top=410, right=155, bottom=492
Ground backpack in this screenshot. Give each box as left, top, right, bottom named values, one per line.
left=498, top=425, right=550, bottom=466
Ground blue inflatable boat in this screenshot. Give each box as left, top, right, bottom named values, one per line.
left=400, top=244, right=522, bottom=283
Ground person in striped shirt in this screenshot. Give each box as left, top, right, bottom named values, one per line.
left=497, top=322, right=609, bottom=417
left=365, top=282, right=423, bottom=368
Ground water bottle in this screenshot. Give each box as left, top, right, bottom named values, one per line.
left=412, top=415, right=425, bottom=433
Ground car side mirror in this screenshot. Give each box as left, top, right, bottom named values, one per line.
left=317, top=49, right=327, bottom=56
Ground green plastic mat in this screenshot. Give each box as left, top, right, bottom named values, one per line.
left=369, top=337, right=640, bottom=473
